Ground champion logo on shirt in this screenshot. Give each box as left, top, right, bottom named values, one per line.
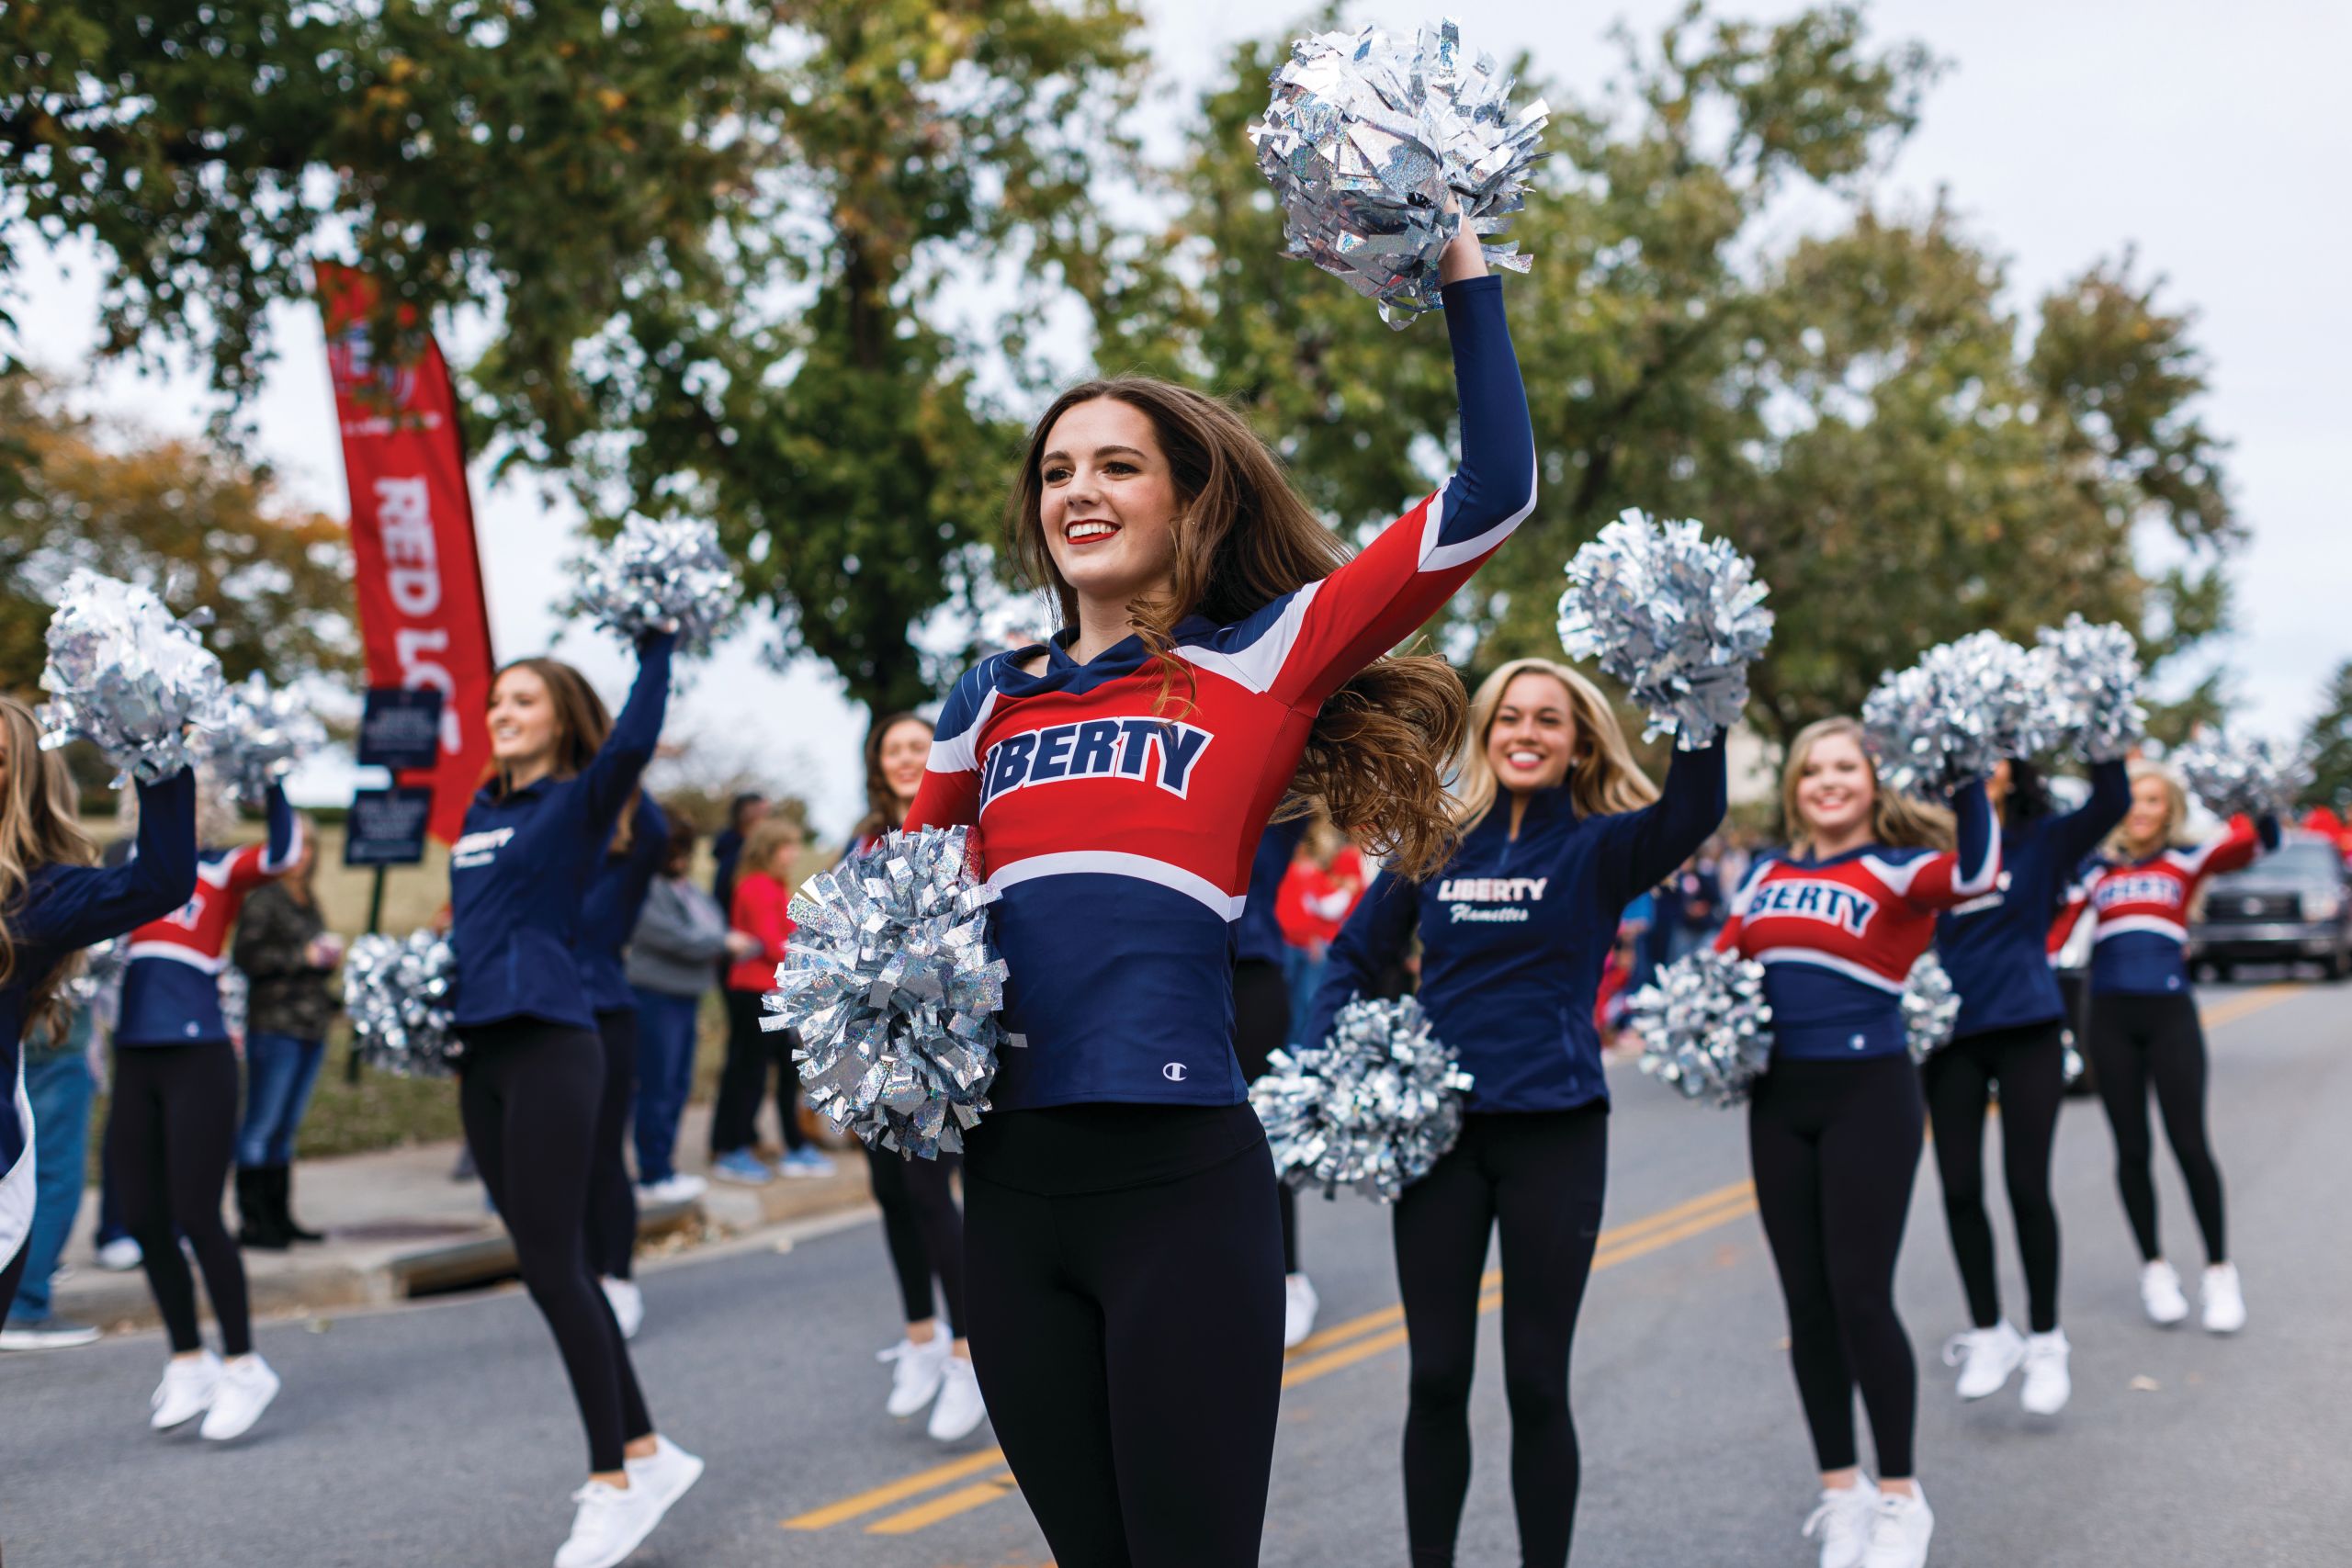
left=1437, top=875, right=1549, bottom=923
left=980, top=718, right=1214, bottom=807
left=451, top=825, right=515, bottom=869
left=1741, top=878, right=1880, bottom=937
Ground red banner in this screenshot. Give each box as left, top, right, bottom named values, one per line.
left=316, top=265, right=496, bottom=844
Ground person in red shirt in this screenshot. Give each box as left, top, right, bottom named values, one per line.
left=716, top=815, right=831, bottom=1182
left=1275, top=818, right=1368, bottom=1043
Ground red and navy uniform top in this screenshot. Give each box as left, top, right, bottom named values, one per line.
left=116, top=782, right=300, bottom=1046
left=906, top=276, right=1534, bottom=1111
left=1308, top=740, right=1728, bottom=1113
left=447, top=635, right=673, bottom=1032
left=1719, top=784, right=2001, bottom=1060
left=4, top=771, right=198, bottom=1233
left=1235, top=818, right=1307, bottom=968
left=576, top=793, right=669, bottom=1015
left=1933, top=760, right=2130, bottom=1038
left=2077, top=814, right=2278, bottom=996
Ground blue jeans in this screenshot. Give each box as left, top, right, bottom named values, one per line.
left=238, top=1032, right=327, bottom=1168
left=631, top=988, right=703, bottom=1184
left=1283, top=947, right=1329, bottom=1048
left=10, top=1048, right=96, bottom=1323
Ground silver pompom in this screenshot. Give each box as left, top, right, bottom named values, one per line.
left=2171, top=728, right=2313, bottom=822
left=1249, top=17, right=1547, bottom=326
left=1249, top=996, right=1475, bottom=1201
left=1555, top=510, right=1775, bottom=749
left=1902, top=953, right=1962, bottom=1063
left=64, top=937, right=128, bottom=1010
left=2063, top=1037, right=2086, bottom=1088
left=1862, top=632, right=2056, bottom=794
left=763, top=827, right=1007, bottom=1160
left=1629, top=948, right=1775, bottom=1106
left=2034, top=615, right=2145, bottom=763
left=560, top=515, right=743, bottom=656
left=37, top=570, right=230, bottom=785
left=345, top=930, right=459, bottom=1077
left=199, top=673, right=328, bottom=806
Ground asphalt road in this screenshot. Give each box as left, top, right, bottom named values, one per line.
left=6, top=978, right=2347, bottom=1568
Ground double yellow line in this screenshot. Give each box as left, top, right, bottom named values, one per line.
left=781, top=1179, right=1758, bottom=1539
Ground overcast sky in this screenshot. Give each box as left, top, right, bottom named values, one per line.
left=14, top=0, right=2347, bottom=837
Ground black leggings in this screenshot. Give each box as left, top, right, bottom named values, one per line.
left=1921, top=1019, right=2065, bottom=1333
left=584, top=1009, right=639, bottom=1281
left=713, top=988, right=803, bottom=1155
left=866, top=1145, right=967, bottom=1337
left=1231, top=958, right=1300, bottom=1273
left=107, top=1043, right=251, bottom=1357
left=1748, top=1053, right=1924, bottom=1480
left=459, top=1019, right=652, bottom=1472
left=963, top=1110, right=1285, bottom=1568
left=2088, top=991, right=2226, bottom=1266
left=1393, top=1107, right=1608, bottom=1568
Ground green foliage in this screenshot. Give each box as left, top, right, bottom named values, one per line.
left=2303, top=660, right=2352, bottom=809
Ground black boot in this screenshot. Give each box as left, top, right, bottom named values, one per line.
left=237, top=1167, right=291, bottom=1249
left=275, top=1165, right=326, bottom=1244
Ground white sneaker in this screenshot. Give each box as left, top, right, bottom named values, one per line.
left=602, top=1277, right=645, bottom=1341
left=880, top=1334, right=950, bottom=1417
left=1802, top=1478, right=1879, bottom=1568
left=553, top=1479, right=664, bottom=1568
left=1283, top=1273, right=1320, bottom=1350
left=1941, top=1319, right=2025, bottom=1401
left=2019, top=1329, right=2071, bottom=1415
left=2201, top=1263, right=2245, bottom=1334
left=927, top=1354, right=988, bottom=1442
left=201, top=1353, right=282, bottom=1440
left=2141, top=1260, right=2189, bottom=1326
left=1860, top=1487, right=1934, bottom=1568
left=97, top=1236, right=144, bottom=1271
left=150, top=1351, right=222, bottom=1430
left=638, top=1173, right=707, bottom=1205
left=624, top=1435, right=705, bottom=1511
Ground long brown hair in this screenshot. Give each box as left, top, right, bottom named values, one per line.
left=1781, top=716, right=1954, bottom=854
left=853, top=710, right=930, bottom=841
left=1, top=695, right=101, bottom=1040
left=490, top=658, right=639, bottom=855
left=1453, top=660, right=1660, bottom=833
left=1008, top=378, right=1465, bottom=878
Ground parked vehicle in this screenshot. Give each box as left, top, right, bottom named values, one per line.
left=2189, top=831, right=2352, bottom=981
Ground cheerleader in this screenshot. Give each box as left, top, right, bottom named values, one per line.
left=1307, top=659, right=1727, bottom=1568
left=1717, top=717, right=2000, bottom=1568
left=447, top=636, right=700, bottom=1568
left=0, top=699, right=198, bottom=1328
left=851, top=711, right=985, bottom=1442
left=110, top=773, right=300, bottom=1440
left=1927, top=757, right=2128, bottom=1412
left=578, top=791, right=668, bottom=1340
left=2076, top=763, right=2277, bottom=1333
left=906, top=234, right=1529, bottom=1565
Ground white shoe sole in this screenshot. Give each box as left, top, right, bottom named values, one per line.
left=151, top=1403, right=210, bottom=1431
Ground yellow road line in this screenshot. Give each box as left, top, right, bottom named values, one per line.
left=780, top=1446, right=1008, bottom=1531
left=2198, top=983, right=2295, bottom=1031
left=865, top=1472, right=1021, bottom=1535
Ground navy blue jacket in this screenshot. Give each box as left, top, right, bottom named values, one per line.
left=1307, top=740, right=1727, bottom=1113
left=1236, top=817, right=1307, bottom=968
left=578, top=794, right=669, bottom=1015
left=447, top=636, right=673, bottom=1032
left=3, top=772, right=198, bottom=1182
left=1935, top=759, right=2131, bottom=1038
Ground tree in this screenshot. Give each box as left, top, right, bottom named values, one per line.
left=1127, top=6, right=2240, bottom=747
left=2304, top=660, right=2352, bottom=810
left=0, top=371, right=356, bottom=692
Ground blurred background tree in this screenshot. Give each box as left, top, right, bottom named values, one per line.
left=2302, top=660, right=2352, bottom=809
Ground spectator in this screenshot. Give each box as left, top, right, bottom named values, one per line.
left=1275, top=818, right=1368, bottom=1043
left=0, top=999, right=103, bottom=1349
left=231, top=815, right=343, bottom=1249
left=709, top=792, right=768, bottom=919
left=715, top=814, right=832, bottom=1181
left=626, top=816, right=758, bottom=1202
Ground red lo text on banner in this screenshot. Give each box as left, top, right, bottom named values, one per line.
left=316, top=265, right=496, bottom=844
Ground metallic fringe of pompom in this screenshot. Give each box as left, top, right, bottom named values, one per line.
left=38, top=570, right=230, bottom=785
left=199, top=673, right=327, bottom=806
left=1902, top=953, right=1962, bottom=1063
left=1250, top=996, right=1475, bottom=1202
left=1629, top=948, right=1774, bottom=1107
left=560, top=515, right=743, bottom=656
left=345, top=931, right=459, bottom=1078
left=2171, top=728, right=2314, bottom=822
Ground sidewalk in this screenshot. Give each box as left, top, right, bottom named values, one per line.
left=44, top=1102, right=875, bottom=1336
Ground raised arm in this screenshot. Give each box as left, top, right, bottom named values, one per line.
left=1296, top=869, right=1421, bottom=1055
left=578, top=632, right=677, bottom=834
left=2178, top=813, right=2276, bottom=885
left=21, top=770, right=201, bottom=952
left=1241, top=276, right=1532, bottom=711
left=1867, top=779, right=2002, bottom=911
left=1600, top=739, right=1730, bottom=907
left=2051, top=758, right=2132, bottom=871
